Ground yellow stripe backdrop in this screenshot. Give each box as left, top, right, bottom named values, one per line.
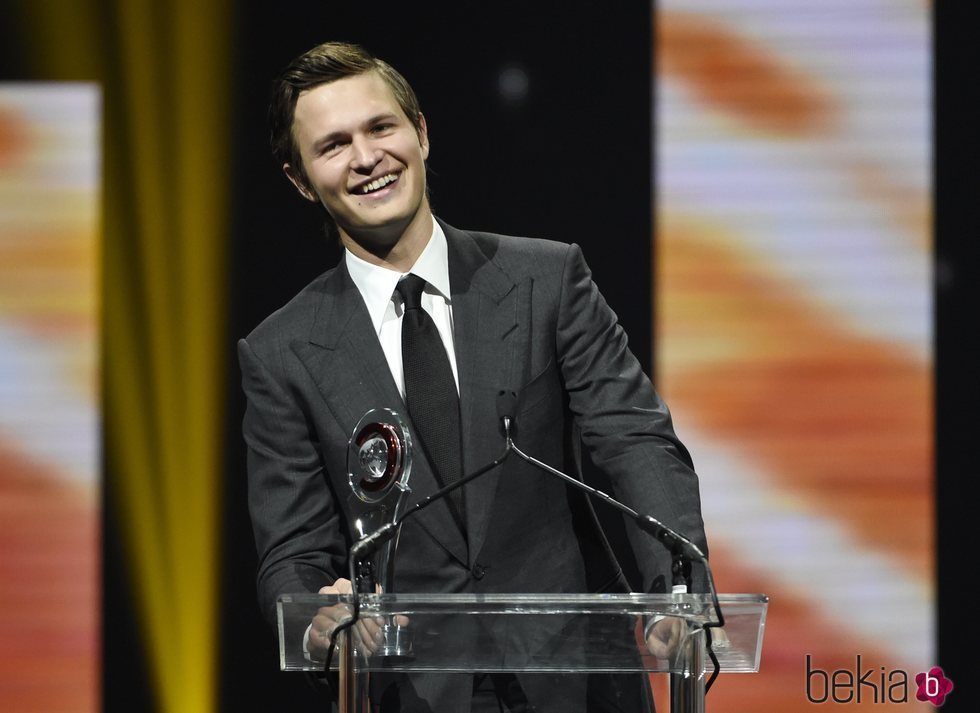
left=19, top=2, right=231, bottom=711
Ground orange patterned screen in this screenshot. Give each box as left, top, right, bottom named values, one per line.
left=654, top=2, right=933, bottom=710
left=0, top=85, right=99, bottom=712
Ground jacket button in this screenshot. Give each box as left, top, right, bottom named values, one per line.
left=471, top=563, right=487, bottom=580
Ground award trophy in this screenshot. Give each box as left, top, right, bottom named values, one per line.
left=346, top=408, right=413, bottom=658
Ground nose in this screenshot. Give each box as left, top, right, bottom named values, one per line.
left=349, top=135, right=381, bottom=172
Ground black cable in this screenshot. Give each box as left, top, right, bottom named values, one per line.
left=701, top=564, right=725, bottom=693
left=322, top=555, right=360, bottom=683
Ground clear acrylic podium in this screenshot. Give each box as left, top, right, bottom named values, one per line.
left=278, top=592, right=767, bottom=713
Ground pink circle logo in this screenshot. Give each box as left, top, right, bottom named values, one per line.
left=914, top=667, right=953, bottom=707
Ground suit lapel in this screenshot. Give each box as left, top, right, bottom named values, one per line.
left=445, top=223, right=529, bottom=566
left=295, top=257, right=469, bottom=567
left=296, top=262, right=400, bottom=434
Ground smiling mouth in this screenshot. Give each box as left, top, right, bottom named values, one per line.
left=356, top=173, right=399, bottom=195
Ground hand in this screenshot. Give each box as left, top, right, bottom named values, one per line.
left=306, top=578, right=408, bottom=661
left=306, top=578, right=354, bottom=661
left=645, top=616, right=686, bottom=660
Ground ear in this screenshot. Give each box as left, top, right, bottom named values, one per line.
left=283, top=163, right=318, bottom=203
left=417, top=112, right=430, bottom=160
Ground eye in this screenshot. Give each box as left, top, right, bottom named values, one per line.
left=318, top=139, right=347, bottom=158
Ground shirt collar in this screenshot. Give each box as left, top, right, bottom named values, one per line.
left=408, top=220, right=451, bottom=301
left=345, top=219, right=451, bottom=335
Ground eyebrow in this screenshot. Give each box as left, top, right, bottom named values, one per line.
left=312, top=112, right=403, bottom=152
left=366, top=112, right=400, bottom=126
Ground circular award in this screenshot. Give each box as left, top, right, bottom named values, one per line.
left=347, top=408, right=412, bottom=503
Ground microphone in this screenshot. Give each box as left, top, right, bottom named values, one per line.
left=635, top=514, right=705, bottom=561
left=349, top=521, right=398, bottom=561
left=496, top=388, right=518, bottom=429
left=499, top=394, right=725, bottom=692
left=502, top=430, right=704, bottom=563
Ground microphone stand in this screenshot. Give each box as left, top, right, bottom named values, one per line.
left=503, top=424, right=726, bottom=691
left=333, top=393, right=726, bottom=694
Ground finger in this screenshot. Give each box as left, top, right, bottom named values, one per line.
left=318, top=578, right=353, bottom=595
left=310, top=614, right=336, bottom=644
left=314, top=610, right=351, bottom=645
left=646, top=618, right=684, bottom=658
left=353, top=620, right=383, bottom=656
left=307, top=621, right=334, bottom=655
left=709, top=626, right=730, bottom=647
left=314, top=604, right=354, bottom=628
left=646, top=635, right=669, bottom=659
left=312, top=612, right=340, bottom=630
left=360, top=616, right=386, bottom=639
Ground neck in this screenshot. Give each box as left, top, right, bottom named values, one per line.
left=340, top=203, right=434, bottom=273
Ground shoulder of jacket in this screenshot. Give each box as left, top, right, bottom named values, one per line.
left=242, top=264, right=341, bottom=346
left=448, top=225, right=575, bottom=274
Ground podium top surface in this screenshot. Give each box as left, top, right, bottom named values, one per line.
left=277, top=592, right=768, bottom=674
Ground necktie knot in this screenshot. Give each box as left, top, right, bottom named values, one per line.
left=396, top=274, right=426, bottom=311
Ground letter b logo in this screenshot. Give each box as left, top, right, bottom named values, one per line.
left=915, top=666, right=953, bottom=707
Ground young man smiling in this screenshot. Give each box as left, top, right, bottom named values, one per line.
left=282, top=68, right=432, bottom=272
left=241, top=41, right=708, bottom=712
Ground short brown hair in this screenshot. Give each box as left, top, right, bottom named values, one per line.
left=269, top=41, right=423, bottom=190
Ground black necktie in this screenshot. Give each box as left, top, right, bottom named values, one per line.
left=396, top=274, right=465, bottom=531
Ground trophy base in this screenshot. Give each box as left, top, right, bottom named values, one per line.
left=376, top=620, right=414, bottom=660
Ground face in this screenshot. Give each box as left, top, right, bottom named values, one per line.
left=285, top=71, right=430, bottom=250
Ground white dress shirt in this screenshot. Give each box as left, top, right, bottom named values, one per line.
left=345, top=219, right=459, bottom=397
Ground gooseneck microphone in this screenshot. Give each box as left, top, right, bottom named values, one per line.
left=505, top=438, right=706, bottom=564
left=495, top=410, right=724, bottom=690
left=496, top=389, right=705, bottom=564
left=340, top=389, right=725, bottom=691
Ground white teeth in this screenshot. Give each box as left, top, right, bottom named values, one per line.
left=359, top=174, right=397, bottom=194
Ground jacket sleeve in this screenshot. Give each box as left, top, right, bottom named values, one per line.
left=238, top=335, right=348, bottom=627
left=554, top=243, right=709, bottom=592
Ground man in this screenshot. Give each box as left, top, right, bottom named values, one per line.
left=239, top=41, right=707, bottom=712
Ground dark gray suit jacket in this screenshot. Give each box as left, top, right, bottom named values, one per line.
left=238, top=221, right=708, bottom=711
